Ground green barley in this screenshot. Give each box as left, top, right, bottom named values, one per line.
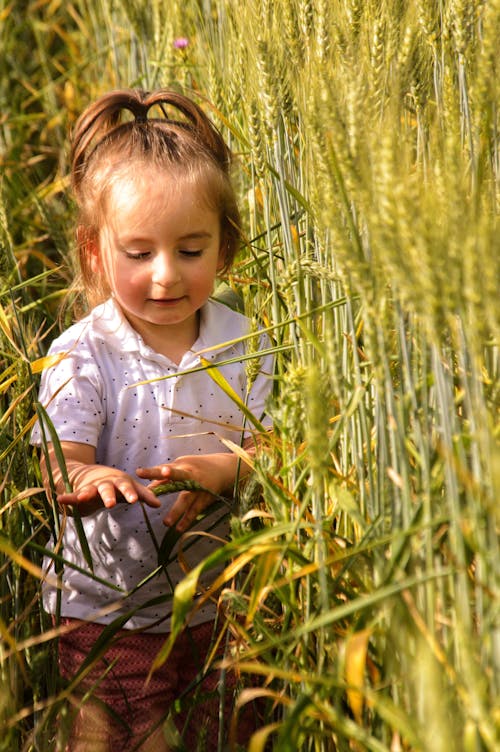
left=370, top=15, right=386, bottom=116
left=314, top=0, right=330, bottom=64
left=346, top=0, right=363, bottom=38
left=298, top=0, right=314, bottom=59
left=282, top=0, right=304, bottom=70
left=254, top=36, right=281, bottom=136
left=0, top=1, right=499, bottom=749
left=246, top=99, right=267, bottom=178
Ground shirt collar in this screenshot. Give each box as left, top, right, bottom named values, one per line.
left=92, top=297, right=247, bottom=363
left=90, top=298, right=142, bottom=353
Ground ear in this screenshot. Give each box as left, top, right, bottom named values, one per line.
left=77, top=225, right=101, bottom=274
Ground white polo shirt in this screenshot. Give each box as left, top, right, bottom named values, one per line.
left=31, top=297, right=273, bottom=632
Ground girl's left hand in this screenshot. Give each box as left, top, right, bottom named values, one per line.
left=136, top=453, right=243, bottom=532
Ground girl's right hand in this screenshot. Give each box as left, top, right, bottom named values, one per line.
left=41, top=441, right=161, bottom=512
left=57, top=465, right=161, bottom=510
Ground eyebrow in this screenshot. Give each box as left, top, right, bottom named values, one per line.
left=177, top=231, right=213, bottom=241
left=118, top=230, right=213, bottom=244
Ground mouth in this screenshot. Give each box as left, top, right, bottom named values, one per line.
left=149, top=296, right=185, bottom=305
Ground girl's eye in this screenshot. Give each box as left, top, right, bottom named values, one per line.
left=125, top=251, right=150, bottom=260
left=179, top=249, right=203, bottom=257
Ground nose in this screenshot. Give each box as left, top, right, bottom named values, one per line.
left=152, top=252, right=180, bottom=287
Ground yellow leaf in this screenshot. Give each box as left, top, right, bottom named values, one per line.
left=0, top=536, right=55, bottom=583
left=345, top=627, right=371, bottom=723
left=36, top=174, right=70, bottom=200
left=30, top=352, right=67, bottom=373
left=200, top=358, right=266, bottom=432
left=0, top=375, right=17, bottom=393
left=0, top=304, right=12, bottom=341
left=0, top=384, right=33, bottom=425
left=0, top=2, right=13, bottom=22
left=217, top=435, right=254, bottom=470
left=246, top=549, right=279, bottom=627
left=248, top=723, right=281, bottom=752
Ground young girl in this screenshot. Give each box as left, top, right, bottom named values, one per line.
left=31, top=88, right=273, bottom=751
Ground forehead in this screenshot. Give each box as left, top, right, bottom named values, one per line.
left=104, top=162, right=218, bottom=215
left=100, top=165, right=221, bottom=241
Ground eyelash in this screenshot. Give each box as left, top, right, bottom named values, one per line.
left=124, top=250, right=203, bottom=260
left=125, top=252, right=150, bottom=261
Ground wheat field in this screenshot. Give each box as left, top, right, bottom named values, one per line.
left=0, top=1, right=498, bottom=750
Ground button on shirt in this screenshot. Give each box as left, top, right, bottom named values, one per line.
left=31, top=297, right=274, bottom=632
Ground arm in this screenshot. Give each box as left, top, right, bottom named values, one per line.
left=41, top=441, right=161, bottom=514
left=136, top=435, right=259, bottom=532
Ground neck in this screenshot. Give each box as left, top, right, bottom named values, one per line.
left=121, top=310, right=201, bottom=365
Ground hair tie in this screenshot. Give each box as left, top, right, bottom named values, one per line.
left=135, top=112, right=148, bottom=123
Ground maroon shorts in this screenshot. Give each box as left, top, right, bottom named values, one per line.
left=58, top=618, right=258, bottom=751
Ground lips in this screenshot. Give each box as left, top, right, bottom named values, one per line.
left=149, top=296, right=185, bottom=304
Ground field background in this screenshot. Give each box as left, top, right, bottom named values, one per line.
left=0, top=1, right=499, bottom=750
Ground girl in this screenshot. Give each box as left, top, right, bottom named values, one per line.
left=31, top=88, right=273, bottom=751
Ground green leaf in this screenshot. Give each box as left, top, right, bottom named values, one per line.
left=200, top=357, right=267, bottom=432
left=35, top=401, right=94, bottom=573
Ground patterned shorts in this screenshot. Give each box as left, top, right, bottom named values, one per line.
left=57, top=618, right=257, bottom=751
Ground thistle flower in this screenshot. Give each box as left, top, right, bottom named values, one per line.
left=173, top=37, right=189, bottom=49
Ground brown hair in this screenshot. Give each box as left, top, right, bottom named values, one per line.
left=70, top=88, right=241, bottom=308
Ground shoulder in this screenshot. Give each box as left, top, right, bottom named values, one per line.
left=199, top=299, right=273, bottom=377
left=45, top=299, right=130, bottom=355
left=40, top=301, right=125, bottom=387
left=202, top=298, right=251, bottom=341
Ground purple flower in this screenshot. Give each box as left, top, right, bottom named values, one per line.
left=174, top=37, right=189, bottom=49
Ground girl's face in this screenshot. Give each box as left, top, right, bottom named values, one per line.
left=94, top=168, right=224, bottom=357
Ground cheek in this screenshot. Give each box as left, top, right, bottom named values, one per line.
left=193, top=267, right=218, bottom=294
left=114, top=265, right=146, bottom=292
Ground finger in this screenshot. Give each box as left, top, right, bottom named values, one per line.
left=58, top=491, right=84, bottom=505
left=164, top=491, right=213, bottom=532
left=113, top=481, right=139, bottom=504
left=176, top=492, right=214, bottom=531
left=157, top=465, right=193, bottom=483
left=136, top=465, right=171, bottom=480
left=137, top=464, right=192, bottom=483
left=95, top=481, right=119, bottom=509
left=58, top=485, right=99, bottom=505
left=136, top=484, right=162, bottom=508
left=164, top=490, right=195, bottom=530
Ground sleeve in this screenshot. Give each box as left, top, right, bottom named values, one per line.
left=30, top=335, right=105, bottom=449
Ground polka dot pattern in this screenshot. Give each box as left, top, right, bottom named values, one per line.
left=31, top=298, right=274, bottom=632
